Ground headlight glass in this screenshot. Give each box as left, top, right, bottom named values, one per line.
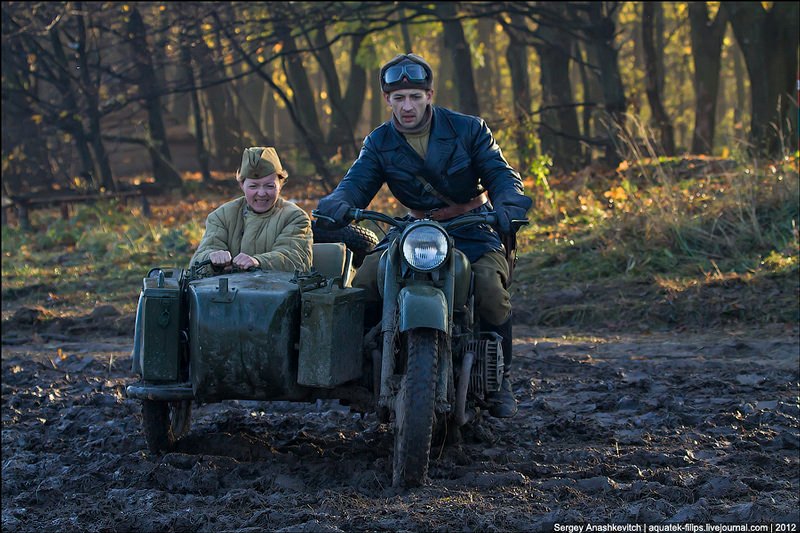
left=401, top=225, right=449, bottom=271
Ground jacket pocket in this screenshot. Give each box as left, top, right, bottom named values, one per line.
left=445, top=158, right=470, bottom=177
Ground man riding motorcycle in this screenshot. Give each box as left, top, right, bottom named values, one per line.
left=315, top=53, right=532, bottom=418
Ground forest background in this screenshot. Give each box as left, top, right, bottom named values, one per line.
left=1, top=1, right=798, bottom=333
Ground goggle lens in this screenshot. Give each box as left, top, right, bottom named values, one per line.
left=383, top=63, right=427, bottom=85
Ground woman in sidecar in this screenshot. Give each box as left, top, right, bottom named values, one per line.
left=191, top=146, right=313, bottom=273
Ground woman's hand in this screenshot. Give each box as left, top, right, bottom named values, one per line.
left=209, top=250, right=232, bottom=266
left=232, top=253, right=259, bottom=270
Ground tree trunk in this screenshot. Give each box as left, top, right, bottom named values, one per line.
left=436, top=31, right=457, bottom=109
left=127, top=7, right=182, bottom=190
left=575, top=40, right=595, bottom=165
left=475, top=17, right=498, bottom=114
left=584, top=2, right=627, bottom=166
left=400, top=7, right=413, bottom=53
left=261, top=87, right=276, bottom=143
left=370, top=66, right=384, bottom=128
left=654, top=3, right=665, bottom=97
left=724, top=1, right=799, bottom=155
left=732, top=40, right=746, bottom=134
left=235, top=71, right=269, bottom=148
left=502, top=15, right=533, bottom=176
left=439, top=3, right=480, bottom=116
left=276, top=24, right=326, bottom=153
left=341, top=35, right=368, bottom=153
left=75, top=3, right=114, bottom=191
left=642, top=2, right=675, bottom=156
left=48, top=26, right=97, bottom=190
left=312, top=29, right=366, bottom=160
left=179, top=29, right=211, bottom=183
left=687, top=2, right=727, bottom=155
left=534, top=6, right=583, bottom=170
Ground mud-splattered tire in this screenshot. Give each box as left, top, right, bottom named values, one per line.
left=392, top=328, right=439, bottom=488
left=312, top=221, right=378, bottom=267
left=141, top=399, right=192, bottom=453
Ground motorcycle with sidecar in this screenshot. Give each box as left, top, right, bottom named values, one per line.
left=127, top=208, right=524, bottom=487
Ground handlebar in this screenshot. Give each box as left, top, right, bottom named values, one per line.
left=311, top=208, right=528, bottom=233
left=189, top=258, right=256, bottom=279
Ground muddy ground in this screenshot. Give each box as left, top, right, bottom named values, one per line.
left=2, top=321, right=799, bottom=532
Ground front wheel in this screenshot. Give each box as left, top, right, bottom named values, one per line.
left=141, top=399, right=192, bottom=453
left=392, top=328, right=439, bottom=488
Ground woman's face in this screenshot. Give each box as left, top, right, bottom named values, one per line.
left=241, top=173, right=281, bottom=213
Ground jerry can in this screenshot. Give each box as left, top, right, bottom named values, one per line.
left=140, top=269, right=184, bottom=382
left=298, top=283, right=365, bottom=388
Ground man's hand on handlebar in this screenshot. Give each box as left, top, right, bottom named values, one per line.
left=313, top=199, right=353, bottom=229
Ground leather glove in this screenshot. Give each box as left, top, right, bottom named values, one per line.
left=314, top=196, right=353, bottom=229
left=494, top=194, right=532, bottom=235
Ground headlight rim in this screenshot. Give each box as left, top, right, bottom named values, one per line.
left=399, top=222, right=450, bottom=272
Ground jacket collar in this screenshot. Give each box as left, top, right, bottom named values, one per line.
left=379, top=106, right=458, bottom=173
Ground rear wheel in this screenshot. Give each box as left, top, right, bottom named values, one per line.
left=392, top=328, right=438, bottom=488
left=141, top=399, right=192, bottom=453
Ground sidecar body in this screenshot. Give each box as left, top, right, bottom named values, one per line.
left=127, top=243, right=369, bottom=437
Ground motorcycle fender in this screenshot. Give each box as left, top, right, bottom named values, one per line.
left=397, top=285, right=448, bottom=333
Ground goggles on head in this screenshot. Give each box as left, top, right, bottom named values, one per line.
left=382, top=62, right=428, bottom=86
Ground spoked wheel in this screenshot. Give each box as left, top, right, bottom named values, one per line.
left=392, top=328, right=439, bottom=488
left=141, top=399, right=192, bottom=453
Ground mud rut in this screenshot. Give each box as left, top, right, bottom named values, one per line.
left=2, top=326, right=798, bottom=532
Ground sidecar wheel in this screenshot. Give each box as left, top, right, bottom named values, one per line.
left=392, top=328, right=438, bottom=488
left=141, top=399, right=192, bottom=453
left=312, top=221, right=378, bottom=267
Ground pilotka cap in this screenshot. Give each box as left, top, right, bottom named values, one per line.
left=237, top=147, right=288, bottom=182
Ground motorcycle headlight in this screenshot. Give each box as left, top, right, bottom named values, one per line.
left=401, top=224, right=449, bottom=271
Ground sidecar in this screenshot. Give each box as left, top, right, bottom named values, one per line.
left=126, top=243, right=371, bottom=453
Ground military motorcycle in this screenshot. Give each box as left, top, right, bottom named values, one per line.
left=127, top=208, right=520, bottom=487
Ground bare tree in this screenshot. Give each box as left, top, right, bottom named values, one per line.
left=723, top=1, right=799, bottom=155
left=178, top=20, right=211, bottom=183
left=582, top=2, right=628, bottom=166
left=438, top=2, right=480, bottom=116
left=687, top=2, right=727, bottom=155
left=126, top=6, right=182, bottom=189
left=533, top=3, right=583, bottom=170
left=641, top=2, right=675, bottom=155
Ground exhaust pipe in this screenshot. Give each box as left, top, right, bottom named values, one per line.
left=455, top=350, right=475, bottom=426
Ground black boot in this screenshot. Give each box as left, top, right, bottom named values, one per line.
left=484, top=316, right=517, bottom=418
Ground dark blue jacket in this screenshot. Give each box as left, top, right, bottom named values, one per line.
left=318, top=106, right=531, bottom=262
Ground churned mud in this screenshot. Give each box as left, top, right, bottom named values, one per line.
left=2, top=325, right=798, bottom=531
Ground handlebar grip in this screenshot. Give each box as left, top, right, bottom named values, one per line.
left=511, top=219, right=530, bottom=229
left=311, top=209, right=336, bottom=224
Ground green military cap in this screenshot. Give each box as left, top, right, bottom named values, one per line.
left=237, top=147, right=289, bottom=182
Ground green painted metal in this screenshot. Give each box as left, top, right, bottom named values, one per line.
left=141, top=273, right=182, bottom=382
left=298, top=285, right=366, bottom=388
left=188, top=271, right=306, bottom=402
left=451, top=248, right=472, bottom=308
left=397, top=285, right=448, bottom=333
left=125, top=382, right=193, bottom=401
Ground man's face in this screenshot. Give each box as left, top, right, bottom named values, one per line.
left=384, top=88, right=433, bottom=129
left=241, top=173, right=281, bottom=213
